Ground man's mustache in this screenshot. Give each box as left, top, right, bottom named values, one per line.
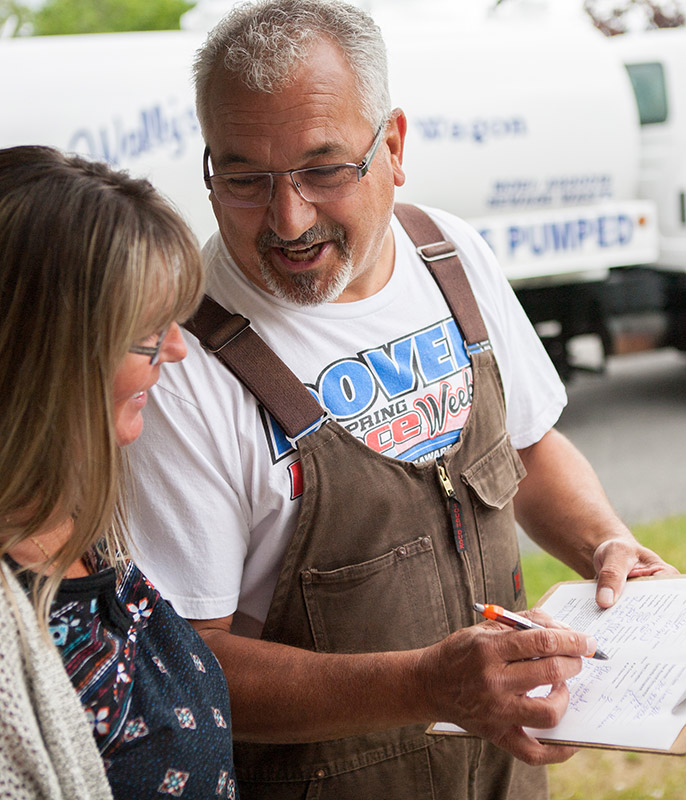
left=257, top=224, right=347, bottom=252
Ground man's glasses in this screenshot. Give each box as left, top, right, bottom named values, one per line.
left=129, top=327, right=169, bottom=365
left=203, top=125, right=385, bottom=208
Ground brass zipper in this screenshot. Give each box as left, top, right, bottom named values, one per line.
left=437, top=456, right=466, bottom=552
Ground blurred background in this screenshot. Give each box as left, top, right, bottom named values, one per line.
left=2, top=1, right=685, bottom=796
left=2, top=0, right=685, bottom=36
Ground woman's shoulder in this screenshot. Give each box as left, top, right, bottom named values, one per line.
left=115, top=559, right=161, bottom=623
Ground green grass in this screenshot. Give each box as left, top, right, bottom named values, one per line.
left=522, top=514, right=686, bottom=607
left=520, top=515, right=686, bottom=800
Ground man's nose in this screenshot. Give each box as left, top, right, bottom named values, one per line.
left=266, top=173, right=318, bottom=242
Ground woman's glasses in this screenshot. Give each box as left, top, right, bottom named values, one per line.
left=129, top=327, right=169, bottom=365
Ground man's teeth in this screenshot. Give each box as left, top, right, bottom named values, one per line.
left=280, top=243, right=322, bottom=261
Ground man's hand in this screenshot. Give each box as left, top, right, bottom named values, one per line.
left=592, top=537, right=679, bottom=608
left=416, top=620, right=593, bottom=765
left=193, top=612, right=587, bottom=763
left=515, top=429, right=679, bottom=607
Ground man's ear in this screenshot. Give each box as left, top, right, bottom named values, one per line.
left=386, top=107, right=407, bottom=188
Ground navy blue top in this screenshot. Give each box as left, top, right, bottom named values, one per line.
left=17, top=555, right=237, bottom=799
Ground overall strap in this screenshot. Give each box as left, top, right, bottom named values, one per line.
left=393, top=203, right=491, bottom=354
left=183, top=294, right=326, bottom=441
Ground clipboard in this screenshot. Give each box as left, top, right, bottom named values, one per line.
left=426, top=721, right=686, bottom=755
left=427, top=575, right=686, bottom=755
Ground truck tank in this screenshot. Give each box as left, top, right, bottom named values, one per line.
left=0, top=31, right=214, bottom=242
left=386, top=17, right=683, bottom=375
left=1, top=19, right=680, bottom=376
left=388, top=18, right=656, bottom=284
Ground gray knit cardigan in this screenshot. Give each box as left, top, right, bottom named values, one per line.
left=0, top=563, right=113, bottom=799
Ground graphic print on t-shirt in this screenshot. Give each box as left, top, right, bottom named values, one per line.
left=260, top=316, right=474, bottom=497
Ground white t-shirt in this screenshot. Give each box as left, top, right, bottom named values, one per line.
left=127, top=207, right=566, bottom=629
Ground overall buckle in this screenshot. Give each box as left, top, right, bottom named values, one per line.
left=200, top=315, right=250, bottom=354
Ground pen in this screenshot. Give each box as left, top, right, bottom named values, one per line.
left=474, top=602, right=609, bottom=660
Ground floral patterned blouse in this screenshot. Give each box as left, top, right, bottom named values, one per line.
left=17, top=555, right=237, bottom=799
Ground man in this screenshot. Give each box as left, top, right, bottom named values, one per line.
left=129, top=1, right=677, bottom=797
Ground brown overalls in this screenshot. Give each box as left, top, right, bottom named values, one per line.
left=187, top=205, right=549, bottom=800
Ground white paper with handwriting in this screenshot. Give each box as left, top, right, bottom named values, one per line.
left=433, top=578, right=686, bottom=751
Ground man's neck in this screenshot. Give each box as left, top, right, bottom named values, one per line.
left=334, top=226, right=396, bottom=303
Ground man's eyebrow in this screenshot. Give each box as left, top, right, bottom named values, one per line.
left=212, top=152, right=252, bottom=171
left=304, top=142, right=348, bottom=160
left=213, top=141, right=349, bottom=172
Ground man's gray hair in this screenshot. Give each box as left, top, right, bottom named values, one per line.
left=194, top=0, right=391, bottom=136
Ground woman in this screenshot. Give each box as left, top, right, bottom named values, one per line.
left=0, top=145, right=237, bottom=799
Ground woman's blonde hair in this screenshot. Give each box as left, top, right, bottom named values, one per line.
left=0, top=145, right=204, bottom=624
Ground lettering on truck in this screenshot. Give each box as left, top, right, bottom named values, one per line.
left=487, top=175, right=614, bottom=209
left=478, top=213, right=635, bottom=262
left=413, top=116, right=528, bottom=145
left=69, top=100, right=200, bottom=166
left=508, top=214, right=633, bottom=257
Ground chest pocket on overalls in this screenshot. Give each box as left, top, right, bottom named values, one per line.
left=301, top=535, right=450, bottom=654
left=461, top=434, right=528, bottom=611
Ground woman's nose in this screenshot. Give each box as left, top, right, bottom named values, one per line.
left=159, top=321, right=187, bottom=364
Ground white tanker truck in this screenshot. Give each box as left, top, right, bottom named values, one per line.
left=1, top=16, right=684, bottom=378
